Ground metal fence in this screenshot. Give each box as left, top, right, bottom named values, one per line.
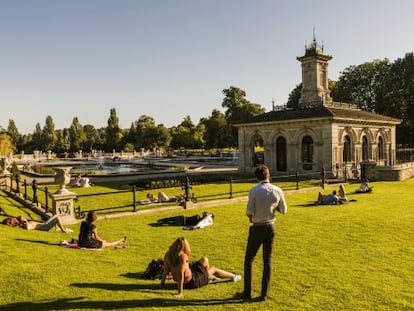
left=396, top=148, right=414, bottom=164
left=3, top=171, right=324, bottom=216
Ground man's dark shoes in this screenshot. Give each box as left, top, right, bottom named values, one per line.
left=235, top=292, right=251, bottom=301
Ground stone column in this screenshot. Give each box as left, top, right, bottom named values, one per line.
left=50, top=167, right=77, bottom=224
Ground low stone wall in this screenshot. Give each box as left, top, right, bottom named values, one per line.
left=375, top=162, right=414, bottom=181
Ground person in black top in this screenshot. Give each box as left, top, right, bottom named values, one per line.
left=78, top=211, right=126, bottom=249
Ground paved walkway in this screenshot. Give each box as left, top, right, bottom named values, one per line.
left=98, top=185, right=323, bottom=221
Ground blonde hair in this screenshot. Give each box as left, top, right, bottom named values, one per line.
left=168, top=237, right=191, bottom=267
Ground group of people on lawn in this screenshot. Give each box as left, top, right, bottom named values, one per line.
left=317, top=180, right=372, bottom=205
left=2, top=165, right=288, bottom=301
left=11, top=166, right=385, bottom=301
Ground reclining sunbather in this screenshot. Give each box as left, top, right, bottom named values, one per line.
left=2, top=215, right=72, bottom=233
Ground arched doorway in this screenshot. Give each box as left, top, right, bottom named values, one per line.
left=301, top=135, right=313, bottom=170
left=276, top=136, right=287, bottom=171
left=252, top=133, right=264, bottom=166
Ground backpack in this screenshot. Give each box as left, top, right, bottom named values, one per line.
left=143, top=259, right=164, bottom=280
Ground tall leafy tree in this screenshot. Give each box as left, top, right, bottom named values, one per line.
left=134, top=115, right=156, bottom=149
left=331, top=59, right=391, bottom=111
left=381, top=53, right=414, bottom=146
left=0, top=133, right=14, bottom=156
left=154, top=124, right=172, bottom=150
left=41, top=115, right=57, bottom=152
left=55, top=128, right=71, bottom=155
left=222, top=86, right=265, bottom=124
left=200, top=109, right=231, bottom=148
left=20, top=133, right=34, bottom=153
left=95, top=128, right=107, bottom=151
left=82, top=124, right=99, bottom=153
left=106, top=108, right=122, bottom=151
left=221, top=87, right=265, bottom=146
left=7, top=119, right=21, bottom=151
left=31, top=123, right=42, bottom=151
left=170, top=116, right=205, bottom=149
left=69, top=117, right=85, bottom=152
left=170, top=117, right=193, bottom=149
left=286, top=83, right=302, bottom=109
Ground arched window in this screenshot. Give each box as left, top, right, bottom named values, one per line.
left=276, top=136, right=287, bottom=171
left=378, top=136, right=384, bottom=160
left=302, top=135, right=313, bottom=170
left=343, top=135, right=351, bottom=162
left=362, top=136, right=369, bottom=161
left=252, top=133, right=264, bottom=166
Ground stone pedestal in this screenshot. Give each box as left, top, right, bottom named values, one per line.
left=50, top=191, right=77, bottom=225
left=0, top=172, right=11, bottom=189
left=51, top=166, right=77, bottom=224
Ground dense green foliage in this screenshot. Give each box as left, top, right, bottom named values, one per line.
left=1, top=179, right=413, bottom=310
left=1, top=86, right=266, bottom=154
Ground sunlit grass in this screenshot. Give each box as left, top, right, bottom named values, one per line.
left=0, top=179, right=413, bottom=310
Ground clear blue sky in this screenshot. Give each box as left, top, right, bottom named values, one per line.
left=1, top=0, right=413, bottom=134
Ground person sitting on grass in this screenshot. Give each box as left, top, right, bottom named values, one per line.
left=78, top=211, right=126, bottom=249
left=2, top=214, right=73, bottom=233
left=355, top=180, right=373, bottom=193
left=160, top=237, right=241, bottom=298
left=338, top=184, right=349, bottom=202
left=317, top=190, right=341, bottom=205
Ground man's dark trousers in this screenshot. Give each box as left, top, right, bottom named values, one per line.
left=243, top=223, right=275, bottom=298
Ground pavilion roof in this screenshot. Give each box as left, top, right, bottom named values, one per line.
left=234, top=105, right=401, bottom=126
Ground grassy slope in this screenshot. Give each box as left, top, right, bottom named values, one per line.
left=0, top=180, right=413, bottom=311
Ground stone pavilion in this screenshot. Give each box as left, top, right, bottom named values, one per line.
left=234, top=38, right=401, bottom=180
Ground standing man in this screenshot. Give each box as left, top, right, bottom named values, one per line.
left=236, top=165, right=287, bottom=301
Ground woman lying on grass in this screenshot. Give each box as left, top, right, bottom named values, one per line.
left=160, top=237, right=241, bottom=298
left=2, top=215, right=72, bottom=233
left=78, top=211, right=127, bottom=249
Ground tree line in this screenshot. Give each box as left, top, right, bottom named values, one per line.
left=0, top=87, right=264, bottom=156
left=1, top=51, right=414, bottom=156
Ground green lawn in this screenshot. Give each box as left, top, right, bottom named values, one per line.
left=0, top=179, right=413, bottom=310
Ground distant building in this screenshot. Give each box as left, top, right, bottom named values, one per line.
left=235, top=38, right=401, bottom=180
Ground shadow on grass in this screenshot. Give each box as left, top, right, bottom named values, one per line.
left=0, top=296, right=245, bottom=310
left=120, top=272, right=146, bottom=279
left=15, top=238, right=59, bottom=246
left=294, top=202, right=319, bottom=208
left=71, top=281, right=176, bottom=291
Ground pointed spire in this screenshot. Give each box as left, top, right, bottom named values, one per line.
left=313, top=27, right=316, bottom=43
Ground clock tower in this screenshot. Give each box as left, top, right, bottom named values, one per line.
left=296, top=34, right=333, bottom=108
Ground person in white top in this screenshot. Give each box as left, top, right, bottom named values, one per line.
left=236, top=165, right=287, bottom=301
left=184, top=212, right=214, bottom=230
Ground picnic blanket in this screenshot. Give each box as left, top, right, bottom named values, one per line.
left=59, top=240, right=103, bottom=251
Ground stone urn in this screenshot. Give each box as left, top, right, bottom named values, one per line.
left=54, top=167, right=72, bottom=194
left=0, top=158, right=10, bottom=175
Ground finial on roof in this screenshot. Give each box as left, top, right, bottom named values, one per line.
left=313, top=27, right=316, bottom=43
